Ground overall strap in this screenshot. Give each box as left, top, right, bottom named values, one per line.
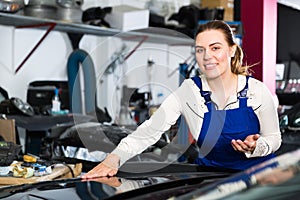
left=191, top=76, right=213, bottom=111
left=238, top=76, right=250, bottom=107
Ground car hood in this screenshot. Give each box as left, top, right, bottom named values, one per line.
left=0, top=162, right=234, bottom=200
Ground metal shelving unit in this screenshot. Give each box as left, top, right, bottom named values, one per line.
left=0, top=12, right=194, bottom=46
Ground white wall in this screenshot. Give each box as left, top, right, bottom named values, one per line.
left=0, top=26, right=72, bottom=99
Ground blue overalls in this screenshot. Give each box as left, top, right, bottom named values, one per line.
left=191, top=76, right=275, bottom=171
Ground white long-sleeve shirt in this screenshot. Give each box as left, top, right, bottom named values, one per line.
left=112, top=75, right=282, bottom=166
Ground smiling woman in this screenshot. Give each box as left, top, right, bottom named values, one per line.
left=82, top=20, right=282, bottom=179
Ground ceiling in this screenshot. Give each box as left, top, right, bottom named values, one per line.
left=278, top=0, right=300, bottom=10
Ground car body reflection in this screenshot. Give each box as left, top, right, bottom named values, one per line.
left=175, top=148, right=300, bottom=200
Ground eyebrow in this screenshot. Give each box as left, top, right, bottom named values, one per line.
left=195, top=42, right=222, bottom=48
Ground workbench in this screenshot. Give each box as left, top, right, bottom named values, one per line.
left=0, top=163, right=82, bottom=186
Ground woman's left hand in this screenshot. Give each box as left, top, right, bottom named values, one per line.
left=231, top=134, right=260, bottom=154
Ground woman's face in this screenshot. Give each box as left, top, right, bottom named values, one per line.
left=195, top=29, right=236, bottom=80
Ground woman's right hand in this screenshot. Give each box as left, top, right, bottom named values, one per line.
left=231, top=134, right=260, bottom=154
left=81, top=154, right=120, bottom=179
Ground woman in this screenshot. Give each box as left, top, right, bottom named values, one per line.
left=82, top=20, right=281, bottom=178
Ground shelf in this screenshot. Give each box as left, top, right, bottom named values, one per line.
left=0, top=12, right=120, bottom=36
left=0, top=12, right=194, bottom=46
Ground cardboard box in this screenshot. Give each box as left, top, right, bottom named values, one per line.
left=201, top=0, right=234, bottom=21
left=105, top=5, right=149, bottom=31
left=0, top=119, right=16, bottom=143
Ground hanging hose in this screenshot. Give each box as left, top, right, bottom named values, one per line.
left=67, top=49, right=96, bottom=114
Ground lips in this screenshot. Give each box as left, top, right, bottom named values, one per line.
left=204, top=63, right=217, bottom=70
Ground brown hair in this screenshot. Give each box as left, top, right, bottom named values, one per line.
left=195, top=20, right=249, bottom=75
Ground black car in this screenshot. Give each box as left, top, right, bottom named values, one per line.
left=0, top=149, right=300, bottom=200
left=0, top=162, right=234, bottom=200
left=1, top=114, right=300, bottom=200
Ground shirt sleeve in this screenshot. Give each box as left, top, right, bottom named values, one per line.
left=245, top=137, right=270, bottom=158
left=246, top=81, right=282, bottom=158
left=111, top=90, right=183, bottom=166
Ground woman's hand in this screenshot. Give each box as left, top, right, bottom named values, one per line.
left=81, top=154, right=120, bottom=179
left=231, top=134, right=260, bottom=154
